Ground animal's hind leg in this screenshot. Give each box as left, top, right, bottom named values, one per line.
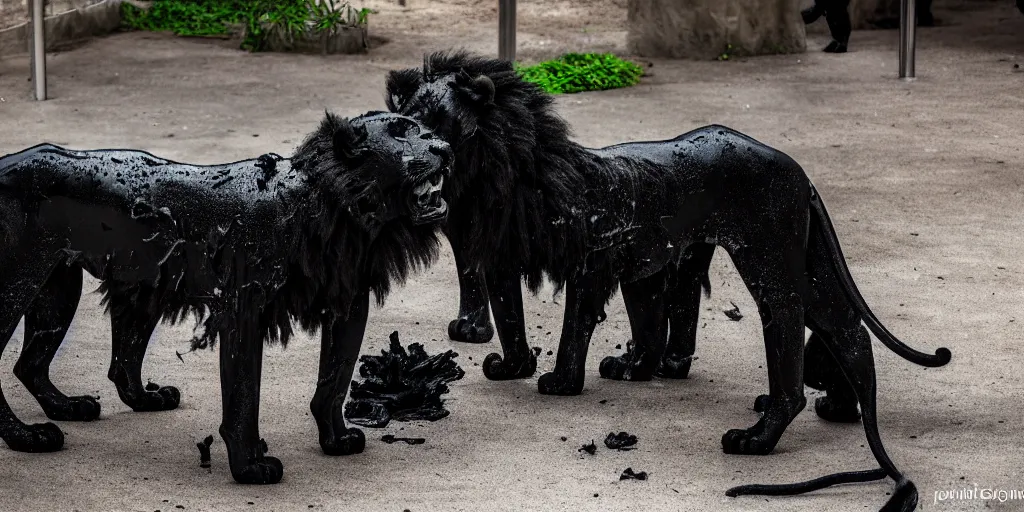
left=599, top=269, right=668, bottom=381
left=657, top=243, right=715, bottom=379
left=805, top=330, right=861, bottom=423
left=107, top=290, right=180, bottom=412
left=0, top=243, right=66, bottom=452
left=13, top=264, right=101, bottom=422
left=813, top=321, right=907, bottom=485
left=721, top=251, right=806, bottom=456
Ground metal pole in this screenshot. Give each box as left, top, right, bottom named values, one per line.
left=32, top=0, right=47, bottom=100
left=898, top=0, right=916, bottom=79
left=498, top=0, right=516, bottom=62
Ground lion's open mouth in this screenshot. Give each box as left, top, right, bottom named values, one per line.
left=409, top=167, right=449, bottom=224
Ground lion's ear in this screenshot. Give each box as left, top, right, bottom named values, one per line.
left=332, top=118, right=367, bottom=161
left=454, top=74, right=495, bottom=107
left=385, top=68, right=422, bottom=112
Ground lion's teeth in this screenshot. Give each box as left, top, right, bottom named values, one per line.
left=414, top=176, right=444, bottom=197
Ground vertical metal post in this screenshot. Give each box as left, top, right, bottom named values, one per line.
left=898, top=0, right=916, bottom=79
left=32, top=0, right=47, bottom=100
left=498, top=0, right=516, bottom=62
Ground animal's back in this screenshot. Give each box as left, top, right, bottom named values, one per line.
left=591, top=125, right=804, bottom=183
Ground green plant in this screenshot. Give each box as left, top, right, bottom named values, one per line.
left=120, top=0, right=372, bottom=52
left=516, top=53, right=643, bottom=95
left=717, top=43, right=735, bottom=61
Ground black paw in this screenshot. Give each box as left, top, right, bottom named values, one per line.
left=801, top=6, right=823, bottom=24
left=814, top=396, right=861, bottom=423
left=537, top=371, right=583, bottom=396
left=823, top=40, right=848, bottom=53
left=3, top=422, right=65, bottom=453
left=598, top=355, right=654, bottom=381
left=230, top=456, right=284, bottom=485
left=44, top=395, right=101, bottom=422
left=721, top=428, right=776, bottom=455
left=448, top=318, right=495, bottom=344
left=482, top=352, right=537, bottom=380
left=127, top=385, right=181, bottom=412
left=321, top=427, right=365, bottom=456
left=753, top=394, right=771, bottom=413
left=654, top=354, right=693, bottom=379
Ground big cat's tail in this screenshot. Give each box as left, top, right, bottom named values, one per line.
left=809, top=186, right=951, bottom=368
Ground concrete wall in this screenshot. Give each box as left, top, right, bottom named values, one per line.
left=0, top=0, right=120, bottom=56
left=1, top=0, right=109, bottom=29
left=628, top=0, right=807, bottom=59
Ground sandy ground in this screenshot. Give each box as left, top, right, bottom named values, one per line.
left=1, top=0, right=1023, bottom=510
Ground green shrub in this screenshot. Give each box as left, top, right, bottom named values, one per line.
left=517, top=53, right=643, bottom=95
left=120, top=0, right=372, bottom=52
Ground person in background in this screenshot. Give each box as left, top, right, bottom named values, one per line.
left=802, top=0, right=935, bottom=54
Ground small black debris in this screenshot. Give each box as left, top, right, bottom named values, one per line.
left=593, top=493, right=599, bottom=498
left=560, top=436, right=568, bottom=442
left=532, top=346, right=542, bottom=356
left=599, top=399, right=608, bottom=404
left=196, top=435, right=214, bottom=469
left=546, top=350, right=553, bottom=356
left=724, top=302, right=743, bottom=321
left=620, top=467, right=648, bottom=481
left=381, top=435, right=426, bottom=445
left=604, top=432, right=638, bottom=451
left=146, top=381, right=160, bottom=392
left=615, top=344, right=622, bottom=350
left=579, top=440, right=597, bottom=455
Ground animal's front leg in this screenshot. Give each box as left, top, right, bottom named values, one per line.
left=447, top=242, right=494, bottom=344
left=309, top=289, right=368, bottom=456
left=537, top=276, right=608, bottom=396
left=599, top=269, right=668, bottom=381
left=481, top=271, right=536, bottom=380
left=218, top=320, right=282, bottom=484
left=657, top=243, right=715, bottom=379
left=107, top=289, right=180, bottom=412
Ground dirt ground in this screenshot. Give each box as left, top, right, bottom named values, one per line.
left=0, top=0, right=1023, bottom=510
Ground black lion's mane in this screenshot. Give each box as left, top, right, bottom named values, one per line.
left=387, top=51, right=592, bottom=294
left=97, top=112, right=441, bottom=350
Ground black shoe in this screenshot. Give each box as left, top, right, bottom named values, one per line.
left=823, top=40, right=848, bottom=53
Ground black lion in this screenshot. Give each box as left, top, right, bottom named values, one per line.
left=385, top=51, right=950, bottom=507
left=0, top=111, right=451, bottom=484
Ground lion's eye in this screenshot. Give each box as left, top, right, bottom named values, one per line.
left=387, top=120, right=408, bottom=140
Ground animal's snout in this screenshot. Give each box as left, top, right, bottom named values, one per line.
left=428, top=141, right=452, bottom=170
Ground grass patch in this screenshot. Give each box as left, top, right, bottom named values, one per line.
left=517, top=53, right=643, bottom=94
left=121, top=0, right=371, bottom=51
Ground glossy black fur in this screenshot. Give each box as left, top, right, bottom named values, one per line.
left=0, top=111, right=451, bottom=484
left=386, top=53, right=714, bottom=385
left=386, top=51, right=950, bottom=507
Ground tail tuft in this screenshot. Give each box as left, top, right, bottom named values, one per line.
left=880, top=479, right=918, bottom=512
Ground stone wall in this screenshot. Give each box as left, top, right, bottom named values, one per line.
left=628, top=0, right=807, bottom=59
left=1, top=0, right=109, bottom=30
left=0, top=0, right=120, bottom=56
